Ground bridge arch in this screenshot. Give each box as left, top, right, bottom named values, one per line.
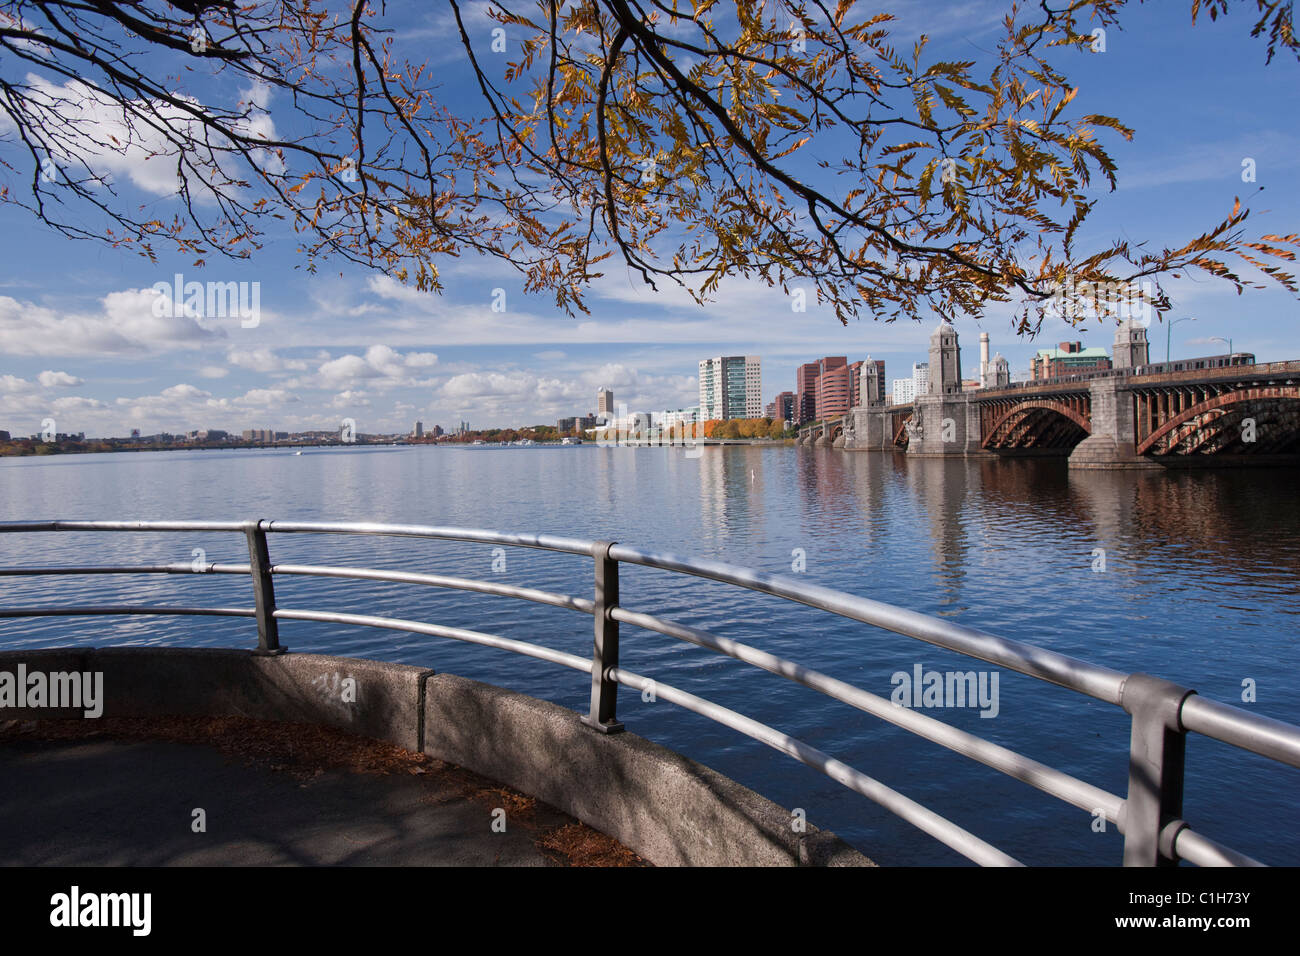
left=815, top=420, right=843, bottom=446
left=1136, top=386, right=1300, bottom=456
left=981, top=400, right=1091, bottom=452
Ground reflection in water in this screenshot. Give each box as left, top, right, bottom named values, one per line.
left=697, top=445, right=766, bottom=549
left=911, top=456, right=972, bottom=608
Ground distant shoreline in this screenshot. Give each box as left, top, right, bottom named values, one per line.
left=0, top=439, right=410, bottom=458
left=0, top=437, right=797, bottom=458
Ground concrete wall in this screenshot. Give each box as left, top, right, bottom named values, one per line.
left=0, top=647, right=431, bottom=749
left=0, top=647, right=871, bottom=867
left=421, top=672, right=865, bottom=866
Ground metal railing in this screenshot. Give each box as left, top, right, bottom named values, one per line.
left=1, top=518, right=1297, bottom=867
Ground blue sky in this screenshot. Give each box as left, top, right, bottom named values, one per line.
left=0, top=0, right=1296, bottom=437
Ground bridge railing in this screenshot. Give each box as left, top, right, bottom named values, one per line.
left=977, top=357, right=1300, bottom=395
left=1, top=518, right=1297, bottom=867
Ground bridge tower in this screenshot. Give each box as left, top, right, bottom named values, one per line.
left=982, top=353, right=1011, bottom=389
left=1112, top=319, right=1150, bottom=369
left=929, top=320, right=962, bottom=395
left=902, top=322, right=988, bottom=457
left=859, top=357, right=885, bottom=408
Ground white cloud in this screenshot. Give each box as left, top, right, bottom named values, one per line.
left=50, top=395, right=107, bottom=413
left=0, top=73, right=282, bottom=199
left=226, top=348, right=309, bottom=373
left=308, top=345, right=439, bottom=390
left=240, top=388, right=295, bottom=406
left=436, top=365, right=696, bottom=422
left=160, top=384, right=210, bottom=401
left=317, top=353, right=379, bottom=385
left=0, top=289, right=225, bottom=356
left=37, top=370, right=84, bottom=387
left=331, top=390, right=372, bottom=408
left=441, top=370, right=539, bottom=400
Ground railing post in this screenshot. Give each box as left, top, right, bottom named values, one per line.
left=581, top=540, right=623, bottom=734
left=244, top=519, right=285, bottom=656
left=1119, top=673, right=1194, bottom=866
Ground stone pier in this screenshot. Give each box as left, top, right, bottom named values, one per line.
left=1068, top=377, right=1161, bottom=469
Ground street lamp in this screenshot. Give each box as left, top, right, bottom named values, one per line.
left=1210, top=335, right=1233, bottom=356
left=1166, top=316, right=1196, bottom=364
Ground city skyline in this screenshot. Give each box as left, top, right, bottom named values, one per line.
left=0, top=317, right=1251, bottom=441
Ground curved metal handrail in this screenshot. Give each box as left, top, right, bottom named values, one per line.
left=608, top=605, right=1125, bottom=823
left=0, top=517, right=1295, bottom=867
left=607, top=543, right=1129, bottom=704
left=272, top=608, right=593, bottom=674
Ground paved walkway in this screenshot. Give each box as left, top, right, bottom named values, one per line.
left=0, top=718, right=643, bottom=866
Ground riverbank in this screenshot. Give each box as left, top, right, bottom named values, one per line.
left=0, top=437, right=799, bottom=456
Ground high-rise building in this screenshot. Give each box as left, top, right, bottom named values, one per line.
left=891, top=362, right=928, bottom=404
left=412, top=421, right=423, bottom=438
left=765, top=391, right=795, bottom=421
left=597, top=388, right=614, bottom=419
left=815, top=363, right=855, bottom=419
left=699, top=356, right=762, bottom=420
left=557, top=414, right=597, bottom=435
left=795, top=356, right=846, bottom=424
left=795, top=363, right=819, bottom=423
left=657, top=407, right=700, bottom=430
left=913, top=362, right=929, bottom=397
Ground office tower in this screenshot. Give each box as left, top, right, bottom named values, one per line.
left=699, top=356, right=762, bottom=420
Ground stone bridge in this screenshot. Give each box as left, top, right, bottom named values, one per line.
left=795, top=417, right=848, bottom=447
left=800, top=360, right=1300, bottom=469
